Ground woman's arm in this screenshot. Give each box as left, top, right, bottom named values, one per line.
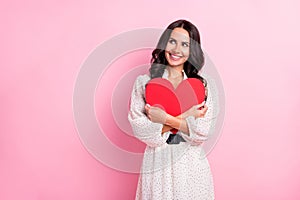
left=161, top=114, right=184, bottom=134
left=128, top=75, right=171, bottom=147
left=145, top=102, right=208, bottom=135
left=178, top=76, right=220, bottom=145
left=165, top=114, right=190, bottom=134
left=160, top=102, right=207, bottom=134
left=164, top=103, right=208, bottom=135
left=145, top=75, right=220, bottom=146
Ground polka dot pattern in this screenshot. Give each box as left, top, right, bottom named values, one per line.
left=128, top=69, right=218, bottom=199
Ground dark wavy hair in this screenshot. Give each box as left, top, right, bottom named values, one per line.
left=149, top=19, right=207, bottom=88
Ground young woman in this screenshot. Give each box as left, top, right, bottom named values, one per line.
left=128, top=19, right=219, bottom=200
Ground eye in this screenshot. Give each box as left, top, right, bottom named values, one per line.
left=182, top=42, right=189, bottom=47
left=169, top=39, right=176, bottom=44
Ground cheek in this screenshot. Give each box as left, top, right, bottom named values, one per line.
left=165, top=43, right=172, bottom=52
left=182, top=57, right=189, bottom=63
left=182, top=49, right=190, bottom=57
left=165, top=51, right=169, bottom=59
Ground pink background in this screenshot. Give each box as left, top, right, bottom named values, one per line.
left=1, top=0, right=300, bottom=199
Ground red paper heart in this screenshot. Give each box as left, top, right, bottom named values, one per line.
left=145, top=78, right=206, bottom=134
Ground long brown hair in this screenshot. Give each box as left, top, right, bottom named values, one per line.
left=149, top=19, right=207, bottom=88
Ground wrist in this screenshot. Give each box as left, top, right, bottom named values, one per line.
left=165, top=114, right=173, bottom=126
left=178, top=114, right=185, bottom=119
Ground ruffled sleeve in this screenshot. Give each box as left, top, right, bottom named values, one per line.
left=128, top=75, right=170, bottom=147
left=179, top=75, right=220, bottom=146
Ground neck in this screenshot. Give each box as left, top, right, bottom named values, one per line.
left=166, top=65, right=184, bottom=78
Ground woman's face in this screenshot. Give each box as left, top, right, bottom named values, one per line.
left=165, top=27, right=190, bottom=68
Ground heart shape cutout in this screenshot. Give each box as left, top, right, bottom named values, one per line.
left=145, top=78, right=206, bottom=134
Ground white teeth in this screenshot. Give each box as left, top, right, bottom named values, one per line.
left=170, top=54, right=181, bottom=59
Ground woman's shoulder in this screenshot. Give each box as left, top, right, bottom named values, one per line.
left=132, top=74, right=151, bottom=92
left=135, top=74, right=151, bottom=85
left=200, top=73, right=219, bottom=102
left=200, top=73, right=215, bottom=89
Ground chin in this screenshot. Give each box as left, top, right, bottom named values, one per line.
left=167, top=62, right=185, bottom=67
left=166, top=58, right=187, bottom=67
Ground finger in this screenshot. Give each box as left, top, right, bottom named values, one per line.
left=195, top=102, right=205, bottom=109
left=200, top=105, right=208, bottom=114
left=145, top=104, right=151, bottom=112
left=200, top=101, right=206, bottom=106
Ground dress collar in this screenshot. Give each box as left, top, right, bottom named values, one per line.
left=162, top=68, right=188, bottom=80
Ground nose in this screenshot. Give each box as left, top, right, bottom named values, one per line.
left=172, top=43, right=181, bottom=53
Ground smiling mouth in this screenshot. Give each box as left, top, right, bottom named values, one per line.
left=168, top=53, right=183, bottom=61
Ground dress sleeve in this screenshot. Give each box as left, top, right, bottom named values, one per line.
left=179, top=75, right=220, bottom=146
left=128, top=75, right=170, bottom=147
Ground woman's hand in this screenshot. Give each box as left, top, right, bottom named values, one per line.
left=144, top=104, right=167, bottom=124
left=160, top=102, right=208, bottom=135
left=145, top=102, right=208, bottom=135
left=181, top=101, right=208, bottom=119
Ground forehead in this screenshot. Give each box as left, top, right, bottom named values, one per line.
left=170, top=27, right=190, bottom=41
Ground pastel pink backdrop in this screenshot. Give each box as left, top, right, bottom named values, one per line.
left=1, top=0, right=300, bottom=199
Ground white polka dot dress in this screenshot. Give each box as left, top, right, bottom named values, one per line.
left=128, top=69, right=219, bottom=200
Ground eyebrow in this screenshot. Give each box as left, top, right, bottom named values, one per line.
left=169, top=37, right=190, bottom=44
